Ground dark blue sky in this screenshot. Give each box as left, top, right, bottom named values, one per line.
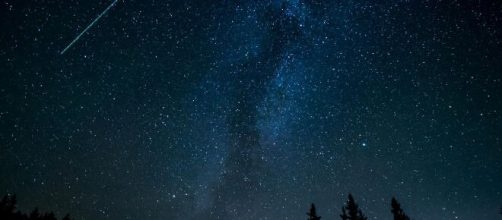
left=1, top=0, right=501, bottom=219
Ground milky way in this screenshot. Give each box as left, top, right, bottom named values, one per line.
left=0, top=0, right=501, bottom=220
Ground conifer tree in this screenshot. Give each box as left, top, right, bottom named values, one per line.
left=40, top=212, right=57, bottom=220
left=391, top=197, right=411, bottom=220
left=30, top=208, right=41, bottom=220
left=307, top=203, right=321, bottom=220
left=0, top=194, right=73, bottom=220
left=340, top=207, right=349, bottom=220
left=340, top=194, right=367, bottom=220
left=0, top=194, right=16, bottom=213
left=0, top=194, right=17, bottom=218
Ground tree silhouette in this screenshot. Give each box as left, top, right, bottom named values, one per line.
left=40, top=212, right=57, bottom=220
left=391, top=197, right=411, bottom=220
left=340, top=194, right=367, bottom=220
left=307, top=203, right=321, bottom=220
left=0, top=194, right=72, bottom=220
left=30, top=208, right=41, bottom=220
left=340, top=207, right=349, bottom=220
left=0, top=194, right=17, bottom=219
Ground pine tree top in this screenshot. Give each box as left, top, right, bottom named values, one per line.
left=307, top=203, right=321, bottom=220
left=341, top=194, right=367, bottom=220
left=391, top=197, right=411, bottom=220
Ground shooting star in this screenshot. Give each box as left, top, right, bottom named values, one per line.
left=61, top=0, right=119, bottom=55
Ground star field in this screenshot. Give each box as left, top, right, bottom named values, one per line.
left=0, top=0, right=501, bottom=219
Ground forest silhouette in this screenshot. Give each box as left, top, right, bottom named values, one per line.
left=1, top=193, right=500, bottom=219
left=0, top=194, right=72, bottom=220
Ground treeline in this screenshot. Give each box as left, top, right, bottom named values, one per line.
left=307, top=194, right=411, bottom=220
left=2, top=193, right=501, bottom=219
left=0, top=194, right=72, bottom=220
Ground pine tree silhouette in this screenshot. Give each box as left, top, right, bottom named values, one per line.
left=41, top=212, right=57, bottom=220
left=0, top=194, right=17, bottom=219
left=0, top=194, right=73, bottom=220
left=340, top=194, right=367, bottom=220
left=30, top=208, right=41, bottom=220
left=307, top=203, right=321, bottom=220
left=340, top=207, right=349, bottom=220
left=391, top=197, right=411, bottom=220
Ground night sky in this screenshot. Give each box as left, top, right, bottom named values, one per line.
left=1, top=0, right=501, bottom=219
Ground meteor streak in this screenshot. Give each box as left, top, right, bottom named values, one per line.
left=60, top=0, right=119, bottom=55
